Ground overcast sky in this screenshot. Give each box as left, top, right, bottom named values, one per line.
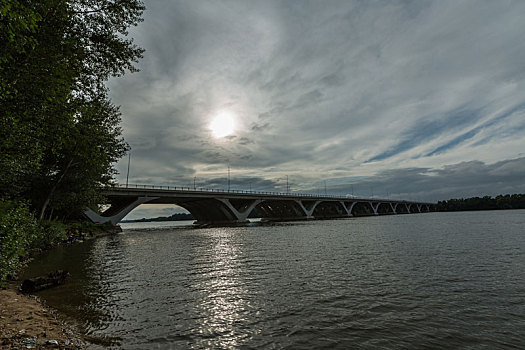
left=107, top=0, right=525, bottom=219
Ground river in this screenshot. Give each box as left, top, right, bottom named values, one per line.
left=23, top=211, right=525, bottom=349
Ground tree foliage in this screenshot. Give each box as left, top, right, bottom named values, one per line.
left=0, top=0, right=144, bottom=219
left=0, top=200, right=67, bottom=281
left=0, top=201, right=39, bottom=281
left=437, top=194, right=525, bottom=211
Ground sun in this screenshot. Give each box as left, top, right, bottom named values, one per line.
left=210, top=111, right=236, bottom=138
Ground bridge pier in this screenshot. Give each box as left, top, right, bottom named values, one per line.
left=390, top=203, right=397, bottom=214
left=341, top=201, right=357, bottom=216
left=215, top=198, right=262, bottom=223
left=84, top=196, right=159, bottom=225
left=296, top=200, right=320, bottom=217
left=371, top=202, right=380, bottom=215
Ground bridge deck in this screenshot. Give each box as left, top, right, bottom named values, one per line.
left=102, top=184, right=432, bottom=204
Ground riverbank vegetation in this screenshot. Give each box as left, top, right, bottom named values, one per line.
left=0, top=0, right=145, bottom=281
left=437, top=194, right=525, bottom=211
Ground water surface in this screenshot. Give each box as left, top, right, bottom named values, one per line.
left=24, top=211, right=525, bottom=349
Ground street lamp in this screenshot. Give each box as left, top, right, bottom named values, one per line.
left=125, top=151, right=131, bottom=187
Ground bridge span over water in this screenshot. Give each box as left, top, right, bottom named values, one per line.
left=85, top=184, right=436, bottom=225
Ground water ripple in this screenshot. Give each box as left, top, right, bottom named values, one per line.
left=22, top=211, right=525, bottom=349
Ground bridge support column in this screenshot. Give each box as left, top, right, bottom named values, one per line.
left=84, top=196, right=159, bottom=225
left=216, top=199, right=262, bottom=222
left=341, top=201, right=356, bottom=216
left=295, top=200, right=320, bottom=219
left=390, top=203, right=397, bottom=214
left=370, top=202, right=380, bottom=215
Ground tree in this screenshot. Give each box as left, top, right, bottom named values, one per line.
left=0, top=0, right=144, bottom=220
left=437, top=194, right=525, bottom=211
left=0, top=1, right=44, bottom=198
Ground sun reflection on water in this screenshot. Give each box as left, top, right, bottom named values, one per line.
left=193, top=228, right=257, bottom=348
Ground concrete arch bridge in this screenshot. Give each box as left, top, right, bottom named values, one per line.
left=85, top=185, right=436, bottom=226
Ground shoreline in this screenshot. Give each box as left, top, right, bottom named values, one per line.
left=0, top=286, right=84, bottom=349
left=1, top=225, right=123, bottom=349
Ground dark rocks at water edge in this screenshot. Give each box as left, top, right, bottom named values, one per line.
left=20, top=270, right=70, bottom=294
left=65, top=224, right=122, bottom=243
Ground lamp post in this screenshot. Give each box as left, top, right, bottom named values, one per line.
left=125, top=151, right=131, bottom=187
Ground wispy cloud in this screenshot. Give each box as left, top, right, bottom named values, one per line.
left=107, top=0, right=525, bottom=217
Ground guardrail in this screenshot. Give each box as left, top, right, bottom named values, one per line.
left=111, top=183, right=342, bottom=198
left=103, top=183, right=432, bottom=204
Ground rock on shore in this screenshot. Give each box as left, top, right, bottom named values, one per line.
left=20, top=270, right=70, bottom=294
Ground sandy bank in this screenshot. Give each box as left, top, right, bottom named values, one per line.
left=0, top=226, right=123, bottom=348
left=0, top=286, right=84, bottom=349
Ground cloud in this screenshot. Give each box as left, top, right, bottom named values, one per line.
left=107, top=0, right=525, bottom=217
left=327, top=157, right=525, bottom=202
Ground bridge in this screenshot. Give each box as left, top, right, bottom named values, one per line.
left=84, top=184, right=436, bottom=225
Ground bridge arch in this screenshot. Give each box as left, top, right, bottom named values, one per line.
left=85, top=196, right=159, bottom=225
left=376, top=202, right=395, bottom=214
left=312, top=201, right=348, bottom=218
left=256, top=200, right=307, bottom=221
left=351, top=202, right=375, bottom=216
left=177, top=199, right=238, bottom=224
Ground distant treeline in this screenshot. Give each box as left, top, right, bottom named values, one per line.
left=126, top=209, right=263, bottom=222
left=124, top=213, right=194, bottom=223
left=437, top=194, right=525, bottom=211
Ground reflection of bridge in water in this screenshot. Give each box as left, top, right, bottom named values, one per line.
left=85, top=184, right=436, bottom=225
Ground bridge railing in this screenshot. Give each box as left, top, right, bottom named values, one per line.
left=112, top=183, right=342, bottom=198
left=106, top=183, right=433, bottom=204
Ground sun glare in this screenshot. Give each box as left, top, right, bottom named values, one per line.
left=210, top=112, right=235, bottom=138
